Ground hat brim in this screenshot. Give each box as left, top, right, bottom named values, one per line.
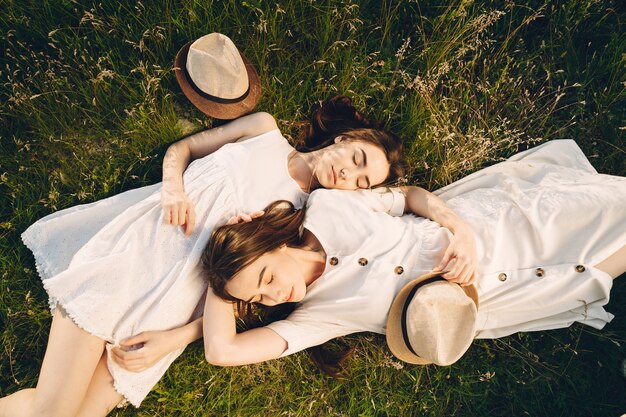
left=386, top=272, right=479, bottom=365
left=174, top=41, right=261, bottom=120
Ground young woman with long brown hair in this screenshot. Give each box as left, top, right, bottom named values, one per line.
left=1, top=95, right=456, bottom=417
left=199, top=139, right=625, bottom=371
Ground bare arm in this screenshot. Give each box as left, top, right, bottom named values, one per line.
left=400, top=186, right=478, bottom=285
left=202, top=290, right=287, bottom=366
left=161, top=112, right=278, bottom=236
left=111, top=290, right=287, bottom=372
left=110, top=318, right=204, bottom=372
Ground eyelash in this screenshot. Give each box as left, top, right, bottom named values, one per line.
left=255, top=275, right=274, bottom=303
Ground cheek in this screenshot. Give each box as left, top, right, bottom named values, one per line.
left=371, top=162, right=391, bottom=185
left=335, top=182, right=353, bottom=191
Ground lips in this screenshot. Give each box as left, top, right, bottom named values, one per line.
left=331, top=166, right=337, bottom=184
left=286, top=287, right=294, bottom=302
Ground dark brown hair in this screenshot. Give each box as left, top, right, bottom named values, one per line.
left=297, top=95, right=405, bottom=186
left=202, top=200, right=305, bottom=307
left=202, top=200, right=354, bottom=377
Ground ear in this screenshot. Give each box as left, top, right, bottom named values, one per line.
left=334, top=135, right=346, bottom=144
left=278, top=243, right=287, bottom=252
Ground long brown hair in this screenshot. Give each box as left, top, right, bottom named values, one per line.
left=202, top=200, right=354, bottom=377
left=297, top=95, right=405, bottom=186
left=202, top=200, right=305, bottom=306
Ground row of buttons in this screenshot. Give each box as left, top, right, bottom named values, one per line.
left=498, top=265, right=586, bottom=282
left=328, top=256, right=405, bottom=275
left=328, top=259, right=589, bottom=281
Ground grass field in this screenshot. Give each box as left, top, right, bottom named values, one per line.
left=1, top=0, right=625, bottom=416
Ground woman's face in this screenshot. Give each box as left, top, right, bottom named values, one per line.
left=315, top=138, right=390, bottom=190
left=226, top=246, right=307, bottom=306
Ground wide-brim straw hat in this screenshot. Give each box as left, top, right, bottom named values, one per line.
left=174, top=33, right=261, bottom=120
left=386, top=271, right=479, bottom=366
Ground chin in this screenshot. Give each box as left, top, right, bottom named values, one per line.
left=318, top=179, right=333, bottom=189
left=296, top=286, right=306, bottom=302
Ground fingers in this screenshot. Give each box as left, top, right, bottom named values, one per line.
left=433, top=248, right=453, bottom=272
left=163, top=199, right=197, bottom=235
left=441, top=257, right=476, bottom=286
left=250, top=210, right=265, bottom=219
left=460, top=271, right=477, bottom=287
left=226, top=211, right=266, bottom=226
left=226, top=214, right=247, bottom=225
left=110, top=346, right=149, bottom=373
left=170, top=206, right=179, bottom=225
left=120, top=333, right=145, bottom=347
left=184, top=204, right=197, bottom=236
left=110, top=347, right=141, bottom=372
left=163, top=207, right=173, bottom=225
left=177, top=205, right=186, bottom=226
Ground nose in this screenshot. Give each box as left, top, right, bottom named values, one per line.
left=339, top=168, right=348, bottom=179
left=268, top=287, right=287, bottom=304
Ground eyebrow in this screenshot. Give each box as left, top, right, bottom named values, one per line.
left=360, top=148, right=370, bottom=188
left=245, top=265, right=266, bottom=303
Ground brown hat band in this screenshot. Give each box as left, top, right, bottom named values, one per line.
left=401, top=275, right=444, bottom=356
left=182, top=64, right=251, bottom=104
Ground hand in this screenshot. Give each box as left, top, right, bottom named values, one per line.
left=161, top=188, right=196, bottom=236
left=433, top=225, right=478, bottom=286
left=111, top=330, right=176, bottom=373
left=226, top=211, right=265, bottom=225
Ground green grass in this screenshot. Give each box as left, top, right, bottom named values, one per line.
left=1, top=0, right=625, bottom=415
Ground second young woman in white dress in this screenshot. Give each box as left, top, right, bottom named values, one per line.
left=199, top=139, right=626, bottom=368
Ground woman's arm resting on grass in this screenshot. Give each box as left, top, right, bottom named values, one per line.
left=400, top=185, right=478, bottom=286
left=161, top=112, right=278, bottom=236
left=202, top=290, right=287, bottom=366
left=111, top=318, right=204, bottom=372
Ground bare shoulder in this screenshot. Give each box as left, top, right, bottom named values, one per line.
left=250, top=112, right=278, bottom=130
left=237, top=112, right=279, bottom=141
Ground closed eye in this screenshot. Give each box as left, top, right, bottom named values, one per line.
left=255, top=275, right=274, bottom=303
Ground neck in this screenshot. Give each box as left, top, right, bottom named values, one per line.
left=284, top=234, right=326, bottom=286
left=288, top=151, right=321, bottom=192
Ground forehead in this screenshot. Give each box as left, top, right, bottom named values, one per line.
left=354, top=141, right=391, bottom=183
left=227, top=255, right=267, bottom=300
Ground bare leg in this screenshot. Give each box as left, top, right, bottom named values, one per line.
left=75, top=351, right=124, bottom=417
left=0, top=389, right=35, bottom=417
left=0, top=307, right=106, bottom=417
left=594, top=245, right=626, bottom=279
left=0, top=351, right=124, bottom=417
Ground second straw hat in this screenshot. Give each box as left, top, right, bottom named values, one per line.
left=386, top=272, right=479, bottom=366
left=174, top=33, right=261, bottom=119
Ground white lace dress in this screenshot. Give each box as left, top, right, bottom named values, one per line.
left=21, top=129, right=307, bottom=406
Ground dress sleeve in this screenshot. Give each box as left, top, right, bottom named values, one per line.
left=353, top=187, right=405, bottom=216
left=265, top=309, right=356, bottom=357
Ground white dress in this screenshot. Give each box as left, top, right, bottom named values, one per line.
left=21, top=129, right=307, bottom=406
left=267, top=140, right=626, bottom=356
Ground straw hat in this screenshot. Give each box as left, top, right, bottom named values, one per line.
left=174, top=33, right=261, bottom=119
left=386, top=272, right=479, bottom=366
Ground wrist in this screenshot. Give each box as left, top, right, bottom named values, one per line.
left=162, top=182, right=184, bottom=194
left=448, top=217, right=472, bottom=236
left=168, top=326, right=188, bottom=351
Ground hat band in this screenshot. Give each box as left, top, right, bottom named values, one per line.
left=183, top=64, right=251, bottom=104
left=401, top=276, right=444, bottom=356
